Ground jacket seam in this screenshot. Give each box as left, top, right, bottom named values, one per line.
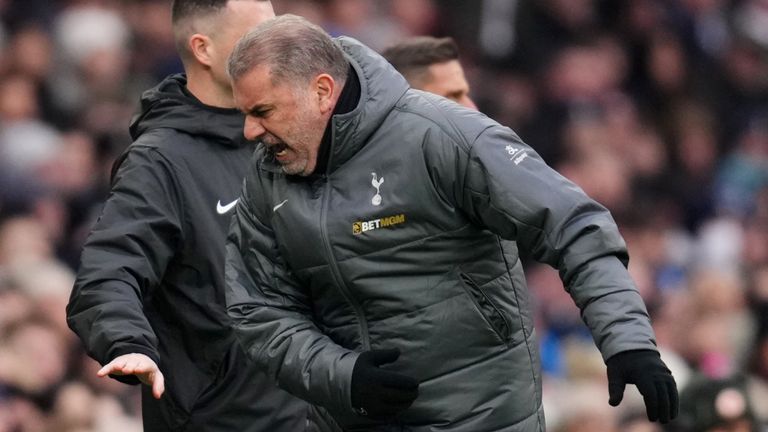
left=395, top=97, right=497, bottom=221
left=465, top=186, right=583, bottom=270
left=496, top=237, right=543, bottom=427
left=393, top=96, right=492, bottom=154
left=120, top=136, right=190, bottom=242
left=146, top=146, right=192, bottom=241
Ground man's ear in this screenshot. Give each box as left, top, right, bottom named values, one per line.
left=189, top=33, right=214, bottom=68
left=315, top=74, right=336, bottom=114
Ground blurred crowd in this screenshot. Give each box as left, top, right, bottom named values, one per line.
left=0, top=0, right=766, bottom=431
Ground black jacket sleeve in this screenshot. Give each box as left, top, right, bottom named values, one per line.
left=66, top=141, right=184, bottom=381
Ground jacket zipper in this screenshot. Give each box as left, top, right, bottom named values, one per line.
left=318, top=130, right=371, bottom=351
left=459, top=272, right=513, bottom=344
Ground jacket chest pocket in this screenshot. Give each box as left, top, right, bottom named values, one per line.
left=459, top=272, right=513, bottom=345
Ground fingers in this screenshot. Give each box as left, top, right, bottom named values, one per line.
left=97, top=357, right=127, bottom=377
left=655, top=381, right=670, bottom=423
left=609, top=377, right=679, bottom=424
left=608, top=377, right=626, bottom=407
left=96, top=353, right=164, bottom=398
left=369, top=348, right=401, bottom=367
left=366, top=385, right=419, bottom=419
left=605, top=350, right=680, bottom=424
left=652, top=377, right=679, bottom=423
left=371, top=369, right=419, bottom=391
left=99, top=354, right=156, bottom=375
left=379, top=388, right=418, bottom=405
left=636, top=379, right=659, bottom=422
left=668, top=379, right=679, bottom=420
left=121, top=357, right=143, bottom=375
left=151, top=370, right=165, bottom=399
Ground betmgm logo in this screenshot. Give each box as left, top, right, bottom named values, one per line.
left=353, top=214, right=406, bottom=235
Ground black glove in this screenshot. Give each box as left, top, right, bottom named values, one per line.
left=606, top=349, right=679, bottom=423
left=350, top=348, right=419, bottom=419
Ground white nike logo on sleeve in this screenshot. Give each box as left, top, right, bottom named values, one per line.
left=216, top=199, right=239, bottom=214
left=273, top=199, right=288, bottom=212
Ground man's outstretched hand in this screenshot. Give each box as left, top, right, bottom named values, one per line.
left=97, top=353, right=165, bottom=399
left=606, top=349, right=678, bottom=423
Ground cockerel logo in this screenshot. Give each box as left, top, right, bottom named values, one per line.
left=371, top=172, right=384, bottom=206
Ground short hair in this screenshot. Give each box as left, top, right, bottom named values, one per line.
left=171, top=0, right=269, bottom=62
left=171, top=0, right=231, bottom=24
left=227, top=14, right=349, bottom=88
left=382, top=37, right=460, bottom=87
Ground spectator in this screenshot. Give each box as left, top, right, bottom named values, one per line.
left=382, top=36, right=477, bottom=109
left=0, top=0, right=765, bottom=428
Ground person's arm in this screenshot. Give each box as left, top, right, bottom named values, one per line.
left=66, top=142, right=182, bottom=396
left=224, top=170, right=359, bottom=415
left=425, top=123, right=677, bottom=422
left=427, top=124, right=654, bottom=356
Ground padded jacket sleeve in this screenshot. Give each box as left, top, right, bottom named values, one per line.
left=425, top=124, right=658, bottom=360
left=66, top=142, right=183, bottom=381
left=225, top=168, right=359, bottom=414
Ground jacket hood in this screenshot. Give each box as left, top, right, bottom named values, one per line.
left=129, top=74, right=246, bottom=147
left=326, top=37, right=410, bottom=171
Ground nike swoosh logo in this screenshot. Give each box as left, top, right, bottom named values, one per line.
left=273, top=199, right=288, bottom=212
left=216, top=199, right=239, bottom=214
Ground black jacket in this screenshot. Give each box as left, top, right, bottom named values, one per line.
left=67, top=74, right=307, bottom=431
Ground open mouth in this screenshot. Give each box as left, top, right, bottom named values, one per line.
left=273, top=143, right=288, bottom=157
left=264, top=139, right=288, bottom=158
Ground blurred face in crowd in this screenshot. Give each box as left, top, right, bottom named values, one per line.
left=234, top=66, right=336, bottom=176
left=708, top=420, right=753, bottom=432
left=0, top=321, right=67, bottom=393
left=421, top=59, right=476, bottom=110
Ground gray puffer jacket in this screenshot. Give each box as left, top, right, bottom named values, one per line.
left=225, top=37, right=658, bottom=432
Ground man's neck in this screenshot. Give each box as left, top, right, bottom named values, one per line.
left=185, top=69, right=235, bottom=108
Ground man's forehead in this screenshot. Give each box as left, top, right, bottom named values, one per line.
left=243, top=64, right=277, bottom=86
left=427, top=60, right=465, bottom=81
left=424, top=60, right=469, bottom=93
left=233, top=66, right=285, bottom=107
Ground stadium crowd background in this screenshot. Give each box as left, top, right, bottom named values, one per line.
left=0, top=0, right=766, bottom=431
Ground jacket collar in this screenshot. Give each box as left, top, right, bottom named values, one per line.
left=129, top=74, right=246, bottom=147
left=325, top=37, right=410, bottom=173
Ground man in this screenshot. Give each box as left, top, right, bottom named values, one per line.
left=224, top=15, right=678, bottom=431
left=66, top=2, right=307, bottom=430
left=382, top=36, right=477, bottom=109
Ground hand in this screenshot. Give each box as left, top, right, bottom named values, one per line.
left=351, top=348, right=419, bottom=419
left=607, top=349, right=678, bottom=423
left=97, top=353, right=165, bottom=399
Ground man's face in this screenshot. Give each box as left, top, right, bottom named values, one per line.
left=233, top=67, right=329, bottom=176
left=209, top=1, right=275, bottom=88
left=420, top=59, right=477, bottom=110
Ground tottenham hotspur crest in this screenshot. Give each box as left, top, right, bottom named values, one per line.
left=370, top=172, right=384, bottom=206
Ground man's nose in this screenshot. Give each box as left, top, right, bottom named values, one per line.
left=244, top=116, right=266, bottom=140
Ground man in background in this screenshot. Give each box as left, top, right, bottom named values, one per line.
left=66, top=1, right=306, bottom=430
left=382, top=36, right=477, bottom=109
